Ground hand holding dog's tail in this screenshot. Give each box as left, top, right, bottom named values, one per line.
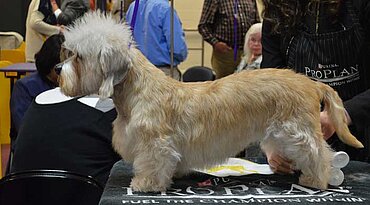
left=319, top=83, right=364, bottom=148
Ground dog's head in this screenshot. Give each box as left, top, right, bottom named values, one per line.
left=58, top=11, right=134, bottom=98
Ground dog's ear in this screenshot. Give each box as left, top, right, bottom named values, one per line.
left=98, top=74, right=115, bottom=99
left=98, top=47, right=131, bottom=98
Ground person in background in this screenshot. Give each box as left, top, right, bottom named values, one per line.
left=49, top=0, right=89, bottom=26
left=56, top=0, right=89, bottom=25
left=261, top=0, right=370, bottom=174
left=60, top=0, right=90, bottom=10
left=10, top=34, right=64, bottom=139
left=111, top=0, right=133, bottom=21
left=236, top=22, right=262, bottom=72
left=6, top=34, right=64, bottom=174
left=125, top=0, right=188, bottom=81
left=15, top=0, right=89, bottom=130
left=198, top=0, right=261, bottom=79
left=25, top=0, right=62, bottom=62
left=11, top=87, right=121, bottom=187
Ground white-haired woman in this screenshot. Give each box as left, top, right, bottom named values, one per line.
left=236, top=23, right=263, bottom=72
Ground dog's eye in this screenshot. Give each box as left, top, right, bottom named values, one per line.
left=76, top=54, right=83, bottom=61
left=61, top=47, right=75, bottom=59
left=66, top=50, right=75, bottom=58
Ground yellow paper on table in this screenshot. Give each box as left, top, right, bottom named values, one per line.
left=195, top=158, right=273, bottom=177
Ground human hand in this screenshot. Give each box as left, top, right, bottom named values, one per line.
left=320, top=111, right=336, bottom=140
left=213, top=42, right=232, bottom=53
left=59, top=25, right=65, bottom=33
left=266, top=150, right=294, bottom=174
left=320, top=110, right=352, bottom=140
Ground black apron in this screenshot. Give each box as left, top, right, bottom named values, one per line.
left=286, top=1, right=366, bottom=101
left=285, top=1, right=369, bottom=161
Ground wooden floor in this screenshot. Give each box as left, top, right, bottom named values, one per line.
left=1, top=144, right=10, bottom=177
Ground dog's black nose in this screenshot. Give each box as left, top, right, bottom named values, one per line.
left=54, top=63, right=63, bottom=75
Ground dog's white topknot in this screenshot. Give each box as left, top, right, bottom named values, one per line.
left=63, top=11, right=134, bottom=55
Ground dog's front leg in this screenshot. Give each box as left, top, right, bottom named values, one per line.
left=130, top=138, right=181, bottom=192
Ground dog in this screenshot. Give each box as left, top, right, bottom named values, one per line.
left=59, top=12, right=363, bottom=192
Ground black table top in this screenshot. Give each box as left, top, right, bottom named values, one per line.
left=99, top=160, right=370, bottom=205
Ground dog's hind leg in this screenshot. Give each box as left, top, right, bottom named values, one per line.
left=262, top=120, right=334, bottom=190
left=297, top=143, right=333, bottom=190
left=130, top=138, right=181, bottom=192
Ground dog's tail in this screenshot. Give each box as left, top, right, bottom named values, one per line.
left=318, top=82, right=364, bottom=148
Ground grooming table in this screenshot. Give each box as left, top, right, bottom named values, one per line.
left=99, top=160, right=370, bottom=205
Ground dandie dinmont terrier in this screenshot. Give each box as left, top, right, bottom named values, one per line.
left=58, top=12, right=363, bottom=192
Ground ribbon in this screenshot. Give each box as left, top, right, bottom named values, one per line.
left=130, top=0, right=140, bottom=34
left=233, top=0, right=238, bottom=61
left=120, top=0, right=123, bottom=21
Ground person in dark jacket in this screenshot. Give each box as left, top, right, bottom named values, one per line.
left=260, top=0, right=370, bottom=174
left=11, top=88, right=121, bottom=187
left=50, top=0, right=89, bottom=26
left=10, top=34, right=64, bottom=139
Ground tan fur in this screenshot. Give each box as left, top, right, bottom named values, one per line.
left=59, top=12, right=363, bottom=192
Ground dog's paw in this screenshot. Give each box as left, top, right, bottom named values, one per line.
left=130, top=176, right=168, bottom=193
left=299, top=175, right=328, bottom=190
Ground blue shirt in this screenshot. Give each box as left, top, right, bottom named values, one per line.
left=10, top=72, right=55, bottom=133
left=126, top=0, right=188, bottom=66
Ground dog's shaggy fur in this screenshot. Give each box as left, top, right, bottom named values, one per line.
left=59, top=12, right=363, bottom=192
